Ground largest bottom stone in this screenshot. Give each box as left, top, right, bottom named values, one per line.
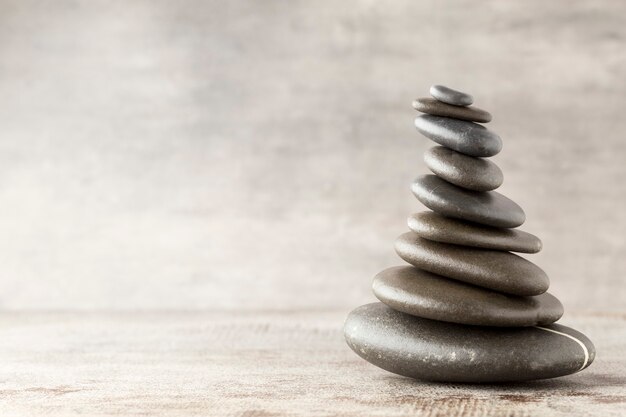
left=344, top=302, right=595, bottom=382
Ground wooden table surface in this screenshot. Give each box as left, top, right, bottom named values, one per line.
left=1, top=309, right=623, bottom=416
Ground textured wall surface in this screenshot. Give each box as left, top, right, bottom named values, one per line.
left=0, top=0, right=624, bottom=313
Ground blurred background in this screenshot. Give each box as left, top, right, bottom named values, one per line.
left=0, top=0, right=624, bottom=314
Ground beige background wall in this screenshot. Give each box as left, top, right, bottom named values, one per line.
left=0, top=0, right=624, bottom=313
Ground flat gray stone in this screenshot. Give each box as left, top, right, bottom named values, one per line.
left=411, top=175, right=525, bottom=228
left=424, top=146, right=503, bottom=191
left=344, top=302, right=595, bottom=382
left=429, top=85, right=473, bottom=106
left=413, top=97, right=491, bottom=123
left=408, top=211, right=542, bottom=253
left=415, top=115, right=502, bottom=157
left=395, top=232, right=549, bottom=296
left=373, top=266, right=562, bottom=326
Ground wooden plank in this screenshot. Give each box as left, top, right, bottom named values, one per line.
left=0, top=310, right=623, bottom=416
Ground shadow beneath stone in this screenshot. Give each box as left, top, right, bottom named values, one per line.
left=383, top=373, right=597, bottom=394
left=375, top=370, right=626, bottom=408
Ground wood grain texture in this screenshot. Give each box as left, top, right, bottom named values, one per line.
left=0, top=310, right=624, bottom=416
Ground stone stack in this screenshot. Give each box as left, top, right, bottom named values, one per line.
left=343, top=85, right=595, bottom=383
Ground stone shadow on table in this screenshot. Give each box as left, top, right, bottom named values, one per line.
left=381, top=371, right=626, bottom=397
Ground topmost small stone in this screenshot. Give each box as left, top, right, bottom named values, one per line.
left=430, top=85, right=473, bottom=107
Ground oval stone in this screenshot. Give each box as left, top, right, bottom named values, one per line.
left=408, top=211, right=542, bottom=253
left=373, top=266, right=562, bottom=326
left=395, top=232, right=549, bottom=296
left=344, top=303, right=595, bottom=383
left=414, top=115, right=502, bottom=157
left=429, top=85, right=473, bottom=106
left=411, top=175, right=525, bottom=228
left=424, top=146, right=503, bottom=191
left=413, top=98, right=492, bottom=123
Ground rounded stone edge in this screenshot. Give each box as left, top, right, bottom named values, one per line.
left=429, top=84, right=474, bottom=106
left=372, top=266, right=563, bottom=327
left=344, top=303, right=595, bottom=382
left=534, top=323, right=597, bottom=372
left=412, top=97, right=492, bottom=123
left=410, top=174, right=526, bottom=229
left=423, top=146, right=503, bottom=191
left=414, top=115, right=503, bottom=158
left=394, top=231, right=549, bottom=296
left=407, top=212, right=543, bottom=253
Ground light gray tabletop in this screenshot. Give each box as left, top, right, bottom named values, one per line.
left=1, top=310, right=623, bottom=416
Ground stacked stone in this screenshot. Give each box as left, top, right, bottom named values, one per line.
left=343, top=85, right=596, bottom=383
